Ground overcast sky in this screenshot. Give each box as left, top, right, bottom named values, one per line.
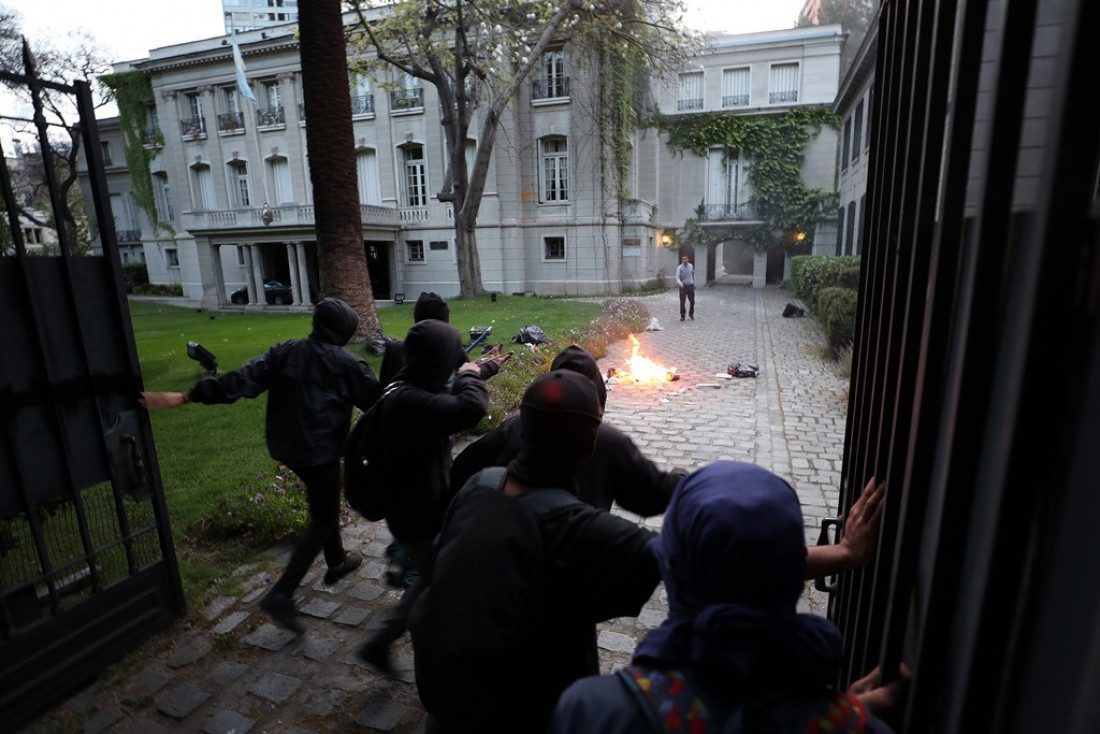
left=6, top=0, right=806, bottom=64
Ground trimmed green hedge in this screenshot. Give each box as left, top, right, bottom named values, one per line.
left=133, top=283, right=183, bottom=297
left=789, top=254, right=861, bottom=311
left=817, top=286, right=858, bottom=357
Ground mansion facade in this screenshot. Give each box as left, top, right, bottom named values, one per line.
left=83, top=19, right=843, bottom=309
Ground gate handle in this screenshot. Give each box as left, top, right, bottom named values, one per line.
left=814, top=516, right=842, bottom=593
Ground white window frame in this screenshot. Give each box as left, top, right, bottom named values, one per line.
left=229, top=161, right=251, bottom=207
left=269, top=157, right=293, bottom=204
left=539, top=137, right=569, bottom=203
left=356, top=148, right=382, bottom=205
left=768, top=62, right=800, bottom=104
left=402, top=144, right=428, bottom=207
left=721, top=67, right=750, bottom=108
left=193, top=164, right=215, bottom=211
left=678, top=71, right=704, bottom=111
left=540, top=48, right=567, bottom=99
left=406, top=239, right=425, bottom=262
left=153, top=172, right=174, bottom=221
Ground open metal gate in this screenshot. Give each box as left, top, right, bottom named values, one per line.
left=1, top=60, right=185, bottom=728
left=829, top=0, right=1100, bottom=731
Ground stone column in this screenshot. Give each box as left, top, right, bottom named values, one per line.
left=250, top=245, right=266, bottom=303
left=243, top=245, right=258, bottom=303
left=211, top=244, right=227, bottom=307
left=288, top=242, right=303, bottom=305
left=752, top=249, right=767, bottom=289
left=296, top=243, right=311, bottom=304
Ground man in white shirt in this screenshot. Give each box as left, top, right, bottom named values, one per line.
left=675, top=255, right=696, bottom=321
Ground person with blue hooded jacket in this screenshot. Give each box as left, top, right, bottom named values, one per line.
left=140, top=298, right=380, bottom=634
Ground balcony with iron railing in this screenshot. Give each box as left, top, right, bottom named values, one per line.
left=769, top=90, right=798, bottom=104
left=531, top=76, right=570, bottom=102
left=351, top=94, right=375, bottom=116
left=218, top=111, right=245, bottom=134
left=141, top=128, right=162, bottom=148
left=180, top=117, right=207, bottom=140
left=181, top=203, right=399, bottom=232
left=116, top=229, right=142, bottom=243
left=697, top=202, right=758, bottom=222
left=256, top=105, right=286, bottom=128
left=390, top=87, right=424, bottom=113
left=722, top=94, right=750, bottom=108
left=677, top=98, right=704, bottom=111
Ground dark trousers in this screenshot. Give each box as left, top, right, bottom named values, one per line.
left=270, top=461, right=345, bottom=598
left=679, top=284, right=696, bottom=318
left=369, top=536, right=435, bottom=645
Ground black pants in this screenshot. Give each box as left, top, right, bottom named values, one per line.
left=679, top=284, right=696, bottom=318
left=270, top=461, right=345, bottom=598
left=369, top=536, right=435, bottom=646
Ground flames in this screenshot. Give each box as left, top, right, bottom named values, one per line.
left=615, top=334, right=678, bottom=384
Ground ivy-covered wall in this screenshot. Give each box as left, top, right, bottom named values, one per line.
left=658, top=106, right=840, bottom=252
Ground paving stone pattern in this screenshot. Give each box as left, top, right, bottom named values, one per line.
left=21, top=283, right=848, bottom=733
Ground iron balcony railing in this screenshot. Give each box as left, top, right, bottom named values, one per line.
left=768, top=90, right=798, bottom=104
left=723, top=94, right=750, bottom=107
left=256, top=105, right=285, bottom=127
left=351, top=94, right=375, bottom=116
left=390, top=87, right=424, bottom=111
left=116, top=229, right=142, bottom=243
left=179, top=117, right=206, bottom=138
left=677, top=98, right=704, bottom=111
left=531, top=76, right=570, bottom=100
left=218, top=111, right=245, bottom=133
left=697, top=202, right=758, bottom=221
left=141, top=128, right=161, bottom=147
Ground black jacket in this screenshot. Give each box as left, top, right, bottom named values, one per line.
left=451, top=415, right=681, bottom=516
left=187, top=299, right=379, bottom=468
left=380, top=320, right=489, bottom=541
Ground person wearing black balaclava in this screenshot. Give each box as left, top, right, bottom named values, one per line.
left=140, top=298, right=381, bottom=634
left=356, top=319, right=508, bottom=675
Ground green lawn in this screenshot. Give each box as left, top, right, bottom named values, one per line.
left=132, top=294, right=619, bottom=602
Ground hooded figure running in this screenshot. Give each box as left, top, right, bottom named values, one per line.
left=140, top=298, right=380, bottom=634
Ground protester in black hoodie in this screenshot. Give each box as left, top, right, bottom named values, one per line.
left=357, top=319, right=506, bottom=674
left=140, top=298, right=381, bottom=633
left=451, top=344, right=684, bottom=515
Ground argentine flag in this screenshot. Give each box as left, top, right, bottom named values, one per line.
left=231, top=30, right=257, bottom=103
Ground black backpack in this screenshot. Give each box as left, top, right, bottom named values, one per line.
left=343, top=381, right=404, bottom=521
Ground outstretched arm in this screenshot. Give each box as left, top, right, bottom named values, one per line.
left=139, top=392, right=189, bottom=410
left=805, top=476, right=886, bottom=579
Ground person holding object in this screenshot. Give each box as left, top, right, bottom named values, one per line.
left=549, top=461, right=907, bottom=734
left=675, top=254, right=696, bottom=321
left=140, top=298, right=380, bottom=634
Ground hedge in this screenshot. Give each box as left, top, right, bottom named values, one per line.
left=817, top=286, right=858, bottom=357
left=789, top=255, right=861, bottom=312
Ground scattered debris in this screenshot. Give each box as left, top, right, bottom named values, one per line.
left=696, top=383, right=723, bottom=389
left=727, top=363, right=759, bottom=378
left=644, top=318, right=663, bottom=331
left=512, top=325, right=550, bottom=345
left=714, top=373, right=733, bottom=379
left=782, top=303, right=806, bottom=318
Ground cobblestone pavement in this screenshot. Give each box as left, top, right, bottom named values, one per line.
left=23, top=282, right=850, bottom=734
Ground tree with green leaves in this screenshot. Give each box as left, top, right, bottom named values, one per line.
left=798, top=0, right=876, bottom=77
left=349, top=0, right=693, bottom=298
left=299, top=0, right=382, bottom=337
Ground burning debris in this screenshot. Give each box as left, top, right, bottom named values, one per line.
left=608, top=335, right=680, bottom=384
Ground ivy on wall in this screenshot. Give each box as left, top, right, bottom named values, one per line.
left=658, top=105, right=839, bottom=252
left=100, top=70, right=173, bottom=238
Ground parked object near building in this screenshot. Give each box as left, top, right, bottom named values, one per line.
left=230, top=279, right=294, bottom=305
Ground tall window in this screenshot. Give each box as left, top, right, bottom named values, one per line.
left=402, top=144, right=428, bottom=206
left=166, top=248, right=180, bottom=267
left=356, top=149, right=381, bottom=205
left=846, top=201, right=857, bottom=254
left=258, top=80, right=284, bottom=126
left=678, top=71, right=703, bottom=111
left=110, top=193, right=136, bottom=236
left=768, top=62, right=799, bottom=104
left=544, top=236, right=565, bottom=260
left=183, top=92, right=205, bottom=135
left=154, top=172, right=173, bottom=221
left=836, top=208, right=845, bottom=256
left=269, top=157, right=292, bottom=204
left=193, top=164, right=215, bottom=210
left=391, top=73, right=423, bottom=110
left=229, top=161, right=251, bottom=207
left=219, top=86, right=244, bottom=132
left=100, top=141, right=113, bottom=166
left=223, top=86, right=240, bottom=114
left=842, top=117, right=852, bottom=170
left=536, top=49, right=567, bottom=99
left=853, top=101, right=864, bottom=161
left=706, top=149, right=752, bottom=218
left=721, top=67, right=750, bottom=107
left=540, top=137, right=568, bottom=203
left=350, top=72, right=373, bottom=115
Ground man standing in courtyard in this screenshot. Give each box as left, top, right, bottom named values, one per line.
left=676, top=254, right=696, bottom=321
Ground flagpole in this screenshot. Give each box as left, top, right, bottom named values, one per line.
left=229, top=16, right=272, bottom=212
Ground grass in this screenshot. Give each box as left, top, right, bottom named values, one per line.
left=130, top=293, right=648, bottom=607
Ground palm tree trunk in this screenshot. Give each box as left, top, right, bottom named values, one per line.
left=299, top=0, right=381, bottom=337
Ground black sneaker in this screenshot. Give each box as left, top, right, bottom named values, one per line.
left=260, top=592, right=304, bottom=635
left=357, top=638, right=395, bottom=676
left=323, top=552, right=362, bottom=585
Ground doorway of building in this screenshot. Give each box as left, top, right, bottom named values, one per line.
left=365, top=240, right=391, bottom=300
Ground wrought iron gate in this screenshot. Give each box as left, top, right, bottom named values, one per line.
left=0, top=62, right=184, bottom=728
left=829, top=0, right=1100, bottom=731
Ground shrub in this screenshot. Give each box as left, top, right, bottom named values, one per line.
left=789, top=255, right=861, bottom=312
left=200, top=467, right=353, bottom=548
left=817, top=286, right=858, bottom=358
left=121, top=262, right=149, bottom=293
left=132, top=283, right=184, bottom=296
